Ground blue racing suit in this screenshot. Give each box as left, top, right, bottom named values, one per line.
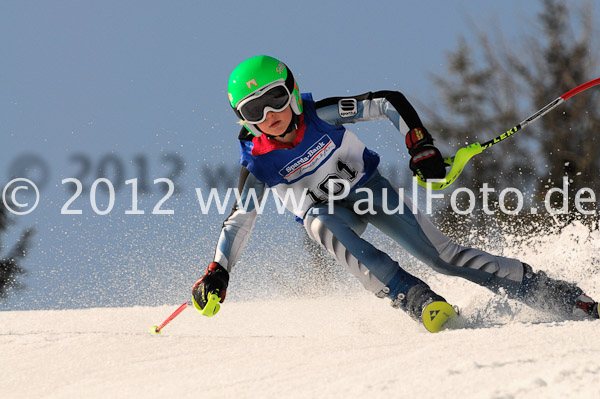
left=212, top=91, right=526, bottom=304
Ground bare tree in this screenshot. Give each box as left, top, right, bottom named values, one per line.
left=425, top=0, right=599, bottom=228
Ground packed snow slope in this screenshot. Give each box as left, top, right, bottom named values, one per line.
left=3, top=223, right=600, bottom=398
left=3, top=294, right=600, bottom=399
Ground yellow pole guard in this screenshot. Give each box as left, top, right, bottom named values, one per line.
left=416, top=142, right=483, bottom=190
left=200, top=293, right=222, bottom=317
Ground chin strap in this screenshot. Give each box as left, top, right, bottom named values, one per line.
left=265, top=114, right=299, bottom=140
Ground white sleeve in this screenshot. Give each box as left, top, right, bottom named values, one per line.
left=213, top=167, right=265, bottom=271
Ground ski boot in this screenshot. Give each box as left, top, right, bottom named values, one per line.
left=388, top=284, right=459, bottom=333
left=519, top=263, right=599, bottom=319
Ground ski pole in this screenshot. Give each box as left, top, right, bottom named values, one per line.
left=150, top=301, right=191, bottom=335
left=149, top=294, right=222, bottom=335
left=417, top=77, right=600, bottom=190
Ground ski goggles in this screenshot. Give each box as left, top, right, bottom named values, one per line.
left=235, top=80, right=292, bottom=124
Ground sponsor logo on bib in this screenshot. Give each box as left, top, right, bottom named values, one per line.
left=279, top=135, right=336, bottom=180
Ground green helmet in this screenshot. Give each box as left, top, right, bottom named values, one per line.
left=228, top=55, right=303, bottom=136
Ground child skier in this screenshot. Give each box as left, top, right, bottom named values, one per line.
left=192, top=55, right=599, bottom=331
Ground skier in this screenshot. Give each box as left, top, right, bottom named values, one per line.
left=192, top=55, right=599, bottom=331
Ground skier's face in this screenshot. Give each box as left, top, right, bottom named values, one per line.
left=256, top=106, right=293, bottom=137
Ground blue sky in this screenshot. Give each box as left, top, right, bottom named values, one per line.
left=1, top=0, right=598, bottom=309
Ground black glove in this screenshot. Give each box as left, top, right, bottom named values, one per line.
left=405, top=127, right=447, bottom=180
left=192, top=262, right=229, bottom=310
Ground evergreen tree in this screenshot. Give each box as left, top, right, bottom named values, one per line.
left=0, top=200, right=34, bottom=299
